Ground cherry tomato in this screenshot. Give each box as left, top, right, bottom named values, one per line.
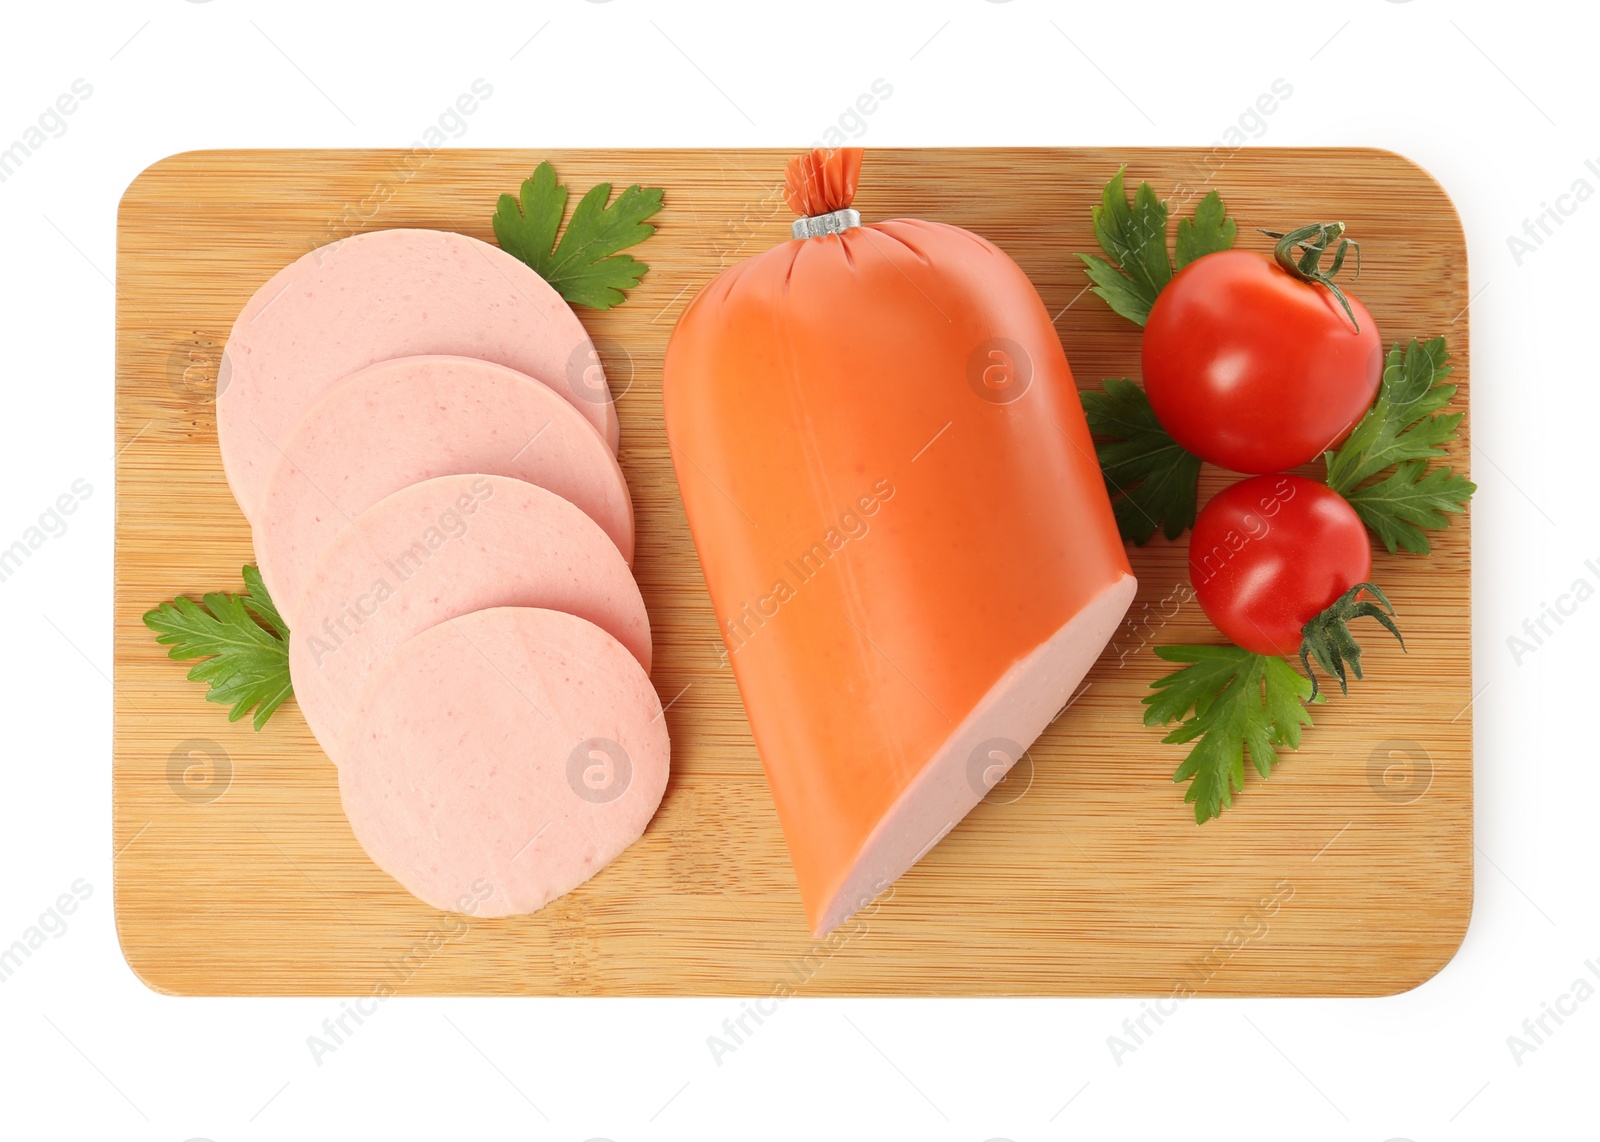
left=1189, top=474, right=1371, bottom=656
left=1142, top=250, right=1382, bottom=474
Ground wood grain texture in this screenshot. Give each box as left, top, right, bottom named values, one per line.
left=114, top=148, right=1472, bottom=996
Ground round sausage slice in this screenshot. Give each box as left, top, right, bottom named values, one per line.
left=338, top=607, right=670, bottom=917
left=218, top=228, right=616, bottom=519
left=253, top=355, right=634, bottom=616
left=289, top=473, right=650, bottom=761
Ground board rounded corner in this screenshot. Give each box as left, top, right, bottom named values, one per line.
left=111, top=890, right=191, bottom=999
left=1374, top=875, right=1476, bottom=998
left=118, top=149, right=226, bottom=228
left=1354, top=145, right=1468, bottom=247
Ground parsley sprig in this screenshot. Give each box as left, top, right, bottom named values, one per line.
left=144, top=565, right=291, bottom=731
left=1081, top=378, right=1201, bottom=544
left=493, top=161, right=664, bottom=309
left=1078, top=168, right=1236, bottom=327
left=1144, top=647, right=1316, bottom=823
left=1147, top=586, right=1406, bottom=821
left=1077, top=172, right=1233, bottom=544
left=1344, top=462, right=1476, bottom=555
left=1324, top=337, right=1475, bottom=554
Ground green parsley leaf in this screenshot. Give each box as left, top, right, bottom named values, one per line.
left=493, top=161, right=664, bottom=309
left=1076, top=169, right=1235, bottom=326
left=1144, top=646, right=1315, bottom=824
left=1323, top=336, right=1474, bottom=553
left=144, top=565, right=291, bottom=731
left=1343, top=460, right=1476, bottom=555
left=1081, top=377, right=1202, bottom=544
left=1324, top=337, right=1461, bottom=493
left=239, top=564, right=285, bottom=636
left=1174, top=190, right=1237, bottom=270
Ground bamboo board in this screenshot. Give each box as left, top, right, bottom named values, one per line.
left=114, top=148, right=1472, bottom=996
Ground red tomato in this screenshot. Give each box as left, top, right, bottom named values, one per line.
left=1189, top=474, right=1371, bottom=656
left=1142, top=250, right=1382, bottom=474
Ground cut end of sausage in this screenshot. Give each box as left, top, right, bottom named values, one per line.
left=809, top=572, right=1138, bottom=937
left=338, top=607, right=670, bottom=917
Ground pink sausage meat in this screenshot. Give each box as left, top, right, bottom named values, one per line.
left=218, top=228, right=616, bottom=519
left=338, top=607, right=670, bottom=917
left=253, top=355, right=634, bottom=619
left=289, top=473, right=651, bottom=761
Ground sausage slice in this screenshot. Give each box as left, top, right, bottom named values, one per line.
left=253, top=354, right=633, bottom=614
left=289, top=473, right=650, bottom=761
left=338, top=607, right=669, bottom=917
left=218, top=228, right=615, bottom=518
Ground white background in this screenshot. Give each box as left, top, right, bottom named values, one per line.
left=0, top=0, right=1593, bottom=1137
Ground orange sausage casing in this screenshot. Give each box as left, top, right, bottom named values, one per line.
left=664, top=149, right=1135, bottom=934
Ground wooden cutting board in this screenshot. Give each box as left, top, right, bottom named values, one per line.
left=114, top=148, right=1472, bottom=996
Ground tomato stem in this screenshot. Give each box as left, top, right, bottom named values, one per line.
left=1297, top=581, right=1404, bottom=700
left=1261, top=223, right=1363, bottom=333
